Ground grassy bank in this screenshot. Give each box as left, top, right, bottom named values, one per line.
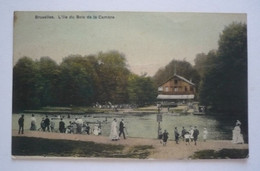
left=190, top=149, right=249, bottom=159
left=12, top=136, right=153, bottom=159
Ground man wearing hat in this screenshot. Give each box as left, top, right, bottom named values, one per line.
left=18, top=114, right=24, bottom=134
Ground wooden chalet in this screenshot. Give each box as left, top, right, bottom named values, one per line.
left=157, top=74, right=196, bottom=102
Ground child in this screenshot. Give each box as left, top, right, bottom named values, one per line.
left=184, top=132, right=190, bottom=145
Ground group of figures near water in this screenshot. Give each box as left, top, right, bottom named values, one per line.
left=158, top=126, right=204, bottom=146
left=17, top=114, right=245, bottom=144
left=157, top=120, right=244, bottom=146
left=109, top=118, right=127, bottom=141
left=18, top=114, right=102, bottom=136
left=17, top=114, right=127, bottom=140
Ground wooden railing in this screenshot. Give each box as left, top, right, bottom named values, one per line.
left=158, top=91, right=195, bottom=95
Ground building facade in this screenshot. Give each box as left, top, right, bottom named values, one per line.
left=157, top=74, right=196, bottom=102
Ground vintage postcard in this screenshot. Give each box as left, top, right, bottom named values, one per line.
left=12, top=11, right=248, bottom=160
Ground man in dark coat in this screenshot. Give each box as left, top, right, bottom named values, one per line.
left=85, top=123, right=90, bottom=135
left=59, top=118, right=65, bottom=133
left=44, top=116, right=50, bottom=132
left=119, top=119, right=126, bottom=139
left=193, top=126, right=200, bottom=145
left=174, top=127, right=180, bottom=144
left=18, top=114, right=24, bottom=134
left=40, top=118, right=45, bottom=131
left=162, top=130, right=169, bottom=146
left=181, top=127, right=187, bottom=141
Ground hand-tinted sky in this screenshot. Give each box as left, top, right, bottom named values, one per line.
left=13, top=12, right=246, bottom=76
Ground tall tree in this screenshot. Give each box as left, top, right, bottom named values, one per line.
left=84, top=55, right=103, bottom=103
left=194, top=50, right=217, bottom=78
left=194, top=50, right=218, bottom=99
left=13, top=57, right=40, bottom=111
left=199, top=22, right=247, bottom=119
left=58, top=55, right=95, bottom=106
left=127, top=74, right=157, bottom=106
left=37, top=57, right=60, bottom=106
left=97, top=51, right=130, bottom=104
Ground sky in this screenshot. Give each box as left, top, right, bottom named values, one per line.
left=13, top=11, right=246, bottom=76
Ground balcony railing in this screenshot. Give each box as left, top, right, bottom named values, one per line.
left=158, top=91, right=195, bottom=95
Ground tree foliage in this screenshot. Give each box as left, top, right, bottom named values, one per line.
left=96, top=51, right=130, bottom=104
left=13, top=57, right=41, bottom=111
left=127, top=74, right=157, bottom=106
left=198, top=23, right=247, bottom=119
left=13, top=51, right=157, bottom=111
left=58, top=55, right=95, bottom=106
left=37, top=57, right=60, bottom=106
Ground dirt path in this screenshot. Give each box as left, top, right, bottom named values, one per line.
left=12, top=130, right=248, bottom=159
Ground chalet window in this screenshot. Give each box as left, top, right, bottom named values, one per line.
left=190, top=86, right=193, bottom=91
left=165, top=87, right=169, bottom=92
left=185, top=86, right=187, bottom=91
left=174, top=87, right=178, bottom=92
left=174, top=80, right=178, bottom=84
left=158, top=87, right=163, bottom=91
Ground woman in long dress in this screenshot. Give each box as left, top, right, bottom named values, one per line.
left=93, top=124, right=101, bottom=135
left=30, top=114, right=36, bottom=131
left=203, top=128, right=208, bottom=142
left=109, top=118, right=119, bottom=141
left=232, top=120, right=244, bottom=144
left=189, top=126, right=194, bottom=142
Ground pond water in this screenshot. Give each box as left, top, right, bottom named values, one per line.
left=12, top=112, right=235, bottom=140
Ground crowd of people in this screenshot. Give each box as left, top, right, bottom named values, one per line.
left=17, top=114, right=244, bottom=145
left=157, top=119, right=245, bottom=146
left=18, top=114, right=101, bottom=136
left=18, top=114, right=128, bottom=141
left=158, top=126, right=204, bottom=146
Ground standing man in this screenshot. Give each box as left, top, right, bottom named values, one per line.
left=59, top=118, right=65, bottom=133
left=162, top=130, right=169, bottom=146
left=40, top=117, right=45, bottom=131
left=18, top=114, right=24, bottom=134
left=174, top=127, right=180, bottom=144
left=119, top=119, right=126, bottom=139
left=85, top=123, right=90, bottom=135
left=44, top=116, right=50, bottom=132
left=193, top=126, right=200, bottom=145
left=181, top=127, right=187, bottom=141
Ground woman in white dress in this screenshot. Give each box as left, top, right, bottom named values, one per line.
left=203, top=128, right=208, bottom=142
left=93, top=124, right=101, bottom=135
left=232, top=120, right=244, bottom=144
left=109, top=118, right=119, bottom=141
left=189, top=126, right=194, bottom=142
left=30, top=114, right=37, bottom=131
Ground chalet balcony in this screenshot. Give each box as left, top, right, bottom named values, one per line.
left=158, top=91, right=195, bottom=95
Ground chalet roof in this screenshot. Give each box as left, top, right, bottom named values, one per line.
left=159, top=74, right=195, bottom=87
